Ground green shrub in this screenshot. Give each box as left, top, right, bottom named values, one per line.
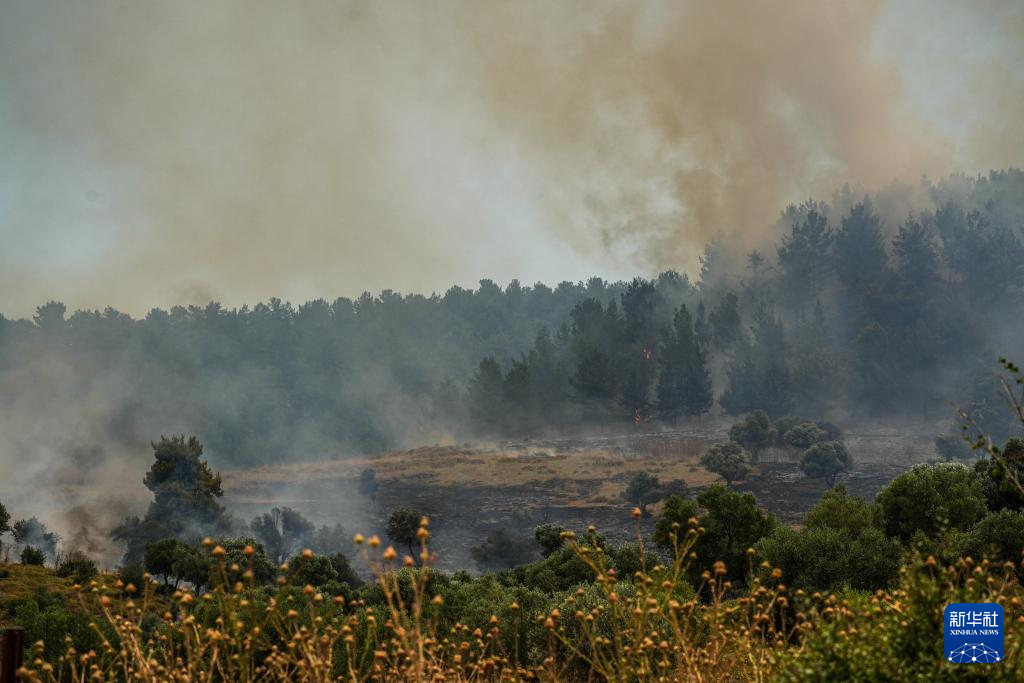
left=876, top=463, right=988, bottom=541
left=784, top=421, right=829, bottom=449
left=56, top=552, right=99, bottom=584
left=655, top=486, right=777, bottom=583
left=772, top=554, right=1024, bottom=681
left=955, top=508, right=1024, bottom=567
left=20, top=545, right=46, bottom=566
left=799, top=441, right=851, bottom=487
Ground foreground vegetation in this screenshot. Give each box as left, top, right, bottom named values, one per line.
left=2, top=362, right=1022, bottom=680
left=3, top=514, right=1023, bottom=682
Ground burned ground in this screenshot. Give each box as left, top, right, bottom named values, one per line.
left=222, top=420, right=945, bottom=572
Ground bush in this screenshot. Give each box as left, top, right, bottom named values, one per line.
left=700, top=442, right=750, bottom=485
left=655, top=486, right=777, bottom=583
left=772, top=416, right=805, bottom=446
left=758, top=524, right=900, bottom=592
left=773, top=554, right=1024, bottom=681
left=799, top=441, right=851, bottom=487
left=728, top=410, right=775, bottom=455
left=974, top=436, right=1024, bottom=511
left=876, top=463, right=988, bottom=542
left=803, top=485, right=875, bottom=537
left=56, top=552, right=99, bottom=584
left=815, top=420, right=844, bottom=441
left=623, top=471, right=662, bottom=516
left=20, top=545, right=46, bottom=565
left=956, top=509, right=1024, bottom=567
left=533, top=523, right=566, bottom=557
left=471, top=527, right=538, bottom=570
left=783, top=421, right=829, bottom=449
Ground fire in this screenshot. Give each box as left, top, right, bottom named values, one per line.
left=642, top=347, right=652, bottom=361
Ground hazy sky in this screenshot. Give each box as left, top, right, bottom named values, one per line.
left=1, top=0, right=1022, bottom=317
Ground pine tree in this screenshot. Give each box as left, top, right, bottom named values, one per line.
left=466, top=357, right=506, bottom=433
left=657, top=305, right=713, bottom=421
left=777, top=208, right=833, bottom=316
left=834, top=199, right=888, bottom=295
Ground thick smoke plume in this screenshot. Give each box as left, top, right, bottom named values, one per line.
left=1, top=1, right=1022, bottom=316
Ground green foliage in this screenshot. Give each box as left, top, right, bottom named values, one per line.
left=799, top=441, right=851, bottom=487
left=955, top=509, right=1024, bottom=567
left=720, top=298, right=794, bottom=418
left=708, top=290, right=741, bottom=349
left=876, top=463, right=988, bottom=542
left=286, top=553, right=340, bottom=587
left=470, top=527, right=538, bottom=571
left=0, top=499, right=8, bottom=559
left=700, top=441, right=750, bottom=485
left=20, top=545, right=46, bottom=565
left=112, top=435, right=229, bottom=563
left=777, top=207, right=833, bottom=314
left=759, top=488, right=900, bottom=592
left=833, top=199, right=888, bottom=297
left=0, top=498, right=9, bottom=540
left=10, top=587, right=103, bottom=663
left=655, top=486, right=777, bottom=582
left=533, top=523, right=566, bottom=557
left=691, top=486, right=777, bottom=582
left=975, top=437, right=1024, bottom=511
left=803, top=485, right=875, bottom=537
left=757, top=525, right=900, bottom=592
left=728, top=410, right=775, bottom=455
left=783, top=421, right=829, bottom=449
left=144, top=538, right=209, bottom=589
left=56, top=552, right=98, bottom=584
left=653, top=496, right=700, bottom=550
left=623, top=471, right=662, bottom=516
left=386, top=507, right=423, bottom=558
left=773, top=554, right=1024, bottom=681
left=12, top=517, right=61, bottom=560
left=656, top=304, right=713, bottom=421
left=250, top=506, right=315, bottom=564
left=217, top=536, right=276, bottom=586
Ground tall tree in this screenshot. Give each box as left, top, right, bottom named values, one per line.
left=833, top=199, right=888, bottom=296
left=656, top=305, right=713, bottom=422
left=708, top=290, right=742, bottom=350
left=466, top=357, right=506, bottom=434
left=777, top=208, right=833, bottom=316
left=112, top=435, right=229, bottom=563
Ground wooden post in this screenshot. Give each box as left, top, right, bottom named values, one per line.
left=0, top=628, right=24, bottom=683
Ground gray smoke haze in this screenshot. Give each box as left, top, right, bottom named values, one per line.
left=1, top=1, right=1022, bottom=317
left=1, top=1, right=1023, bottom=565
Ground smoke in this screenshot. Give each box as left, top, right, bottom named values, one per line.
left=1, top=0, right=1022, bottom=565
left=1, top=1, right=1022, bottom=317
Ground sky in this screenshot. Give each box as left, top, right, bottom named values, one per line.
left=1, top=0, right=1022, bottom=318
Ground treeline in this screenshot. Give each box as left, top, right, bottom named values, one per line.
left=1, top=171, right=1023, bottom=466
left=456, top=170, right=1024, bottom=439
left=0, top=277, right=632, bottom=465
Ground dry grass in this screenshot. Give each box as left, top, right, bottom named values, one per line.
left=12, top=516, right=803, bottom=682
left=0, top=564, right=75, bottom=606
